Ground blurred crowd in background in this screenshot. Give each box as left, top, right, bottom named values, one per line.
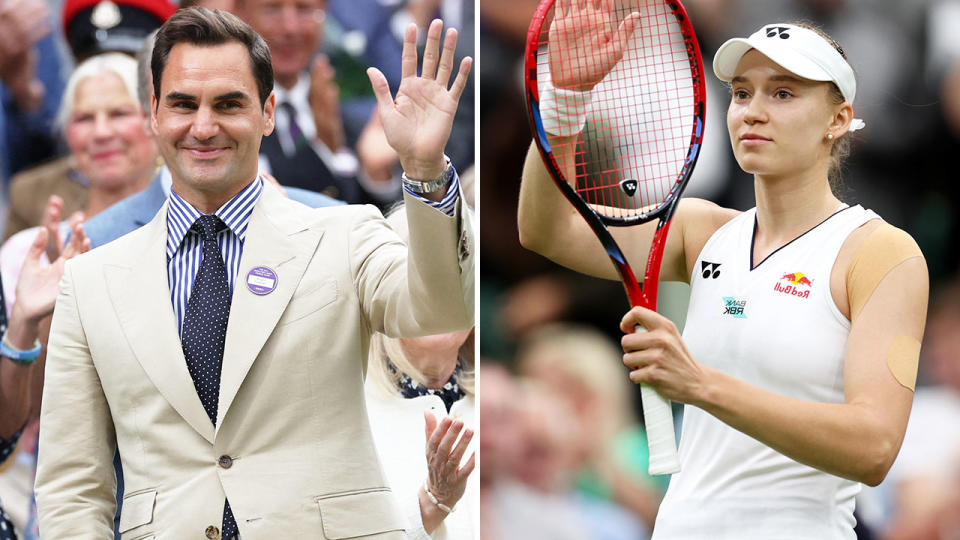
left=480, top=0, right=960, bottom=538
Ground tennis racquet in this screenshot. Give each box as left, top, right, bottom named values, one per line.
left=524, top=0, right=705, bottom=475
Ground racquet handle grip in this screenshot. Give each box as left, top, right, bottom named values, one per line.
left=635, top=325, right=681, bottom=475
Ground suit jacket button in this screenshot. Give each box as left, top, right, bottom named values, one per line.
left=205, top=525, right=220, bottom=539
left=218, top=455, right=233, bottom=469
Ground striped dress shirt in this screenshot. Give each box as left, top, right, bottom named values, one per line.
left=167, top=178, right=262, bottom=333
left=167, top=173, right=460, bottom=333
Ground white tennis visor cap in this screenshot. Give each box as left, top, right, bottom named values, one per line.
left=713, top=24, right=863, bottom=131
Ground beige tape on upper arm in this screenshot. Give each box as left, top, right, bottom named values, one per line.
left=888, top=336, right=921, bottom=391
left=846, top=225, right=923, bottom=321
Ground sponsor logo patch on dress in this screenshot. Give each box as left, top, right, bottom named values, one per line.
left=722, top=297, right=747, bottom=318
left=774, top=271, right=813, bottom=299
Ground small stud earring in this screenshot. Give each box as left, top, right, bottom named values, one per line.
left=827, top=133, right=834, bottom=140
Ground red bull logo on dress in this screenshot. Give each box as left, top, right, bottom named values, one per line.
left=774, top=271, right=813, bottom=298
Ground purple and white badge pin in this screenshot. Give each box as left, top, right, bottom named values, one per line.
left=246, top=266, right=278, bottom=295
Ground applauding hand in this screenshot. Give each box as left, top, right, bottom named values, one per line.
left=13, top=219, right=90, bottom=326
left=419, top=411, right=475, bottom=533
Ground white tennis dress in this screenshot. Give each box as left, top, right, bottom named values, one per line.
left=652, top=205, right=878, bottom=540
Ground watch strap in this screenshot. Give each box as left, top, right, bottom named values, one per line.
left=401, top=156, right=454, bottom=194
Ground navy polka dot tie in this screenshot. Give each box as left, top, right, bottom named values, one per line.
left=180, top=214, right=239, bottom=539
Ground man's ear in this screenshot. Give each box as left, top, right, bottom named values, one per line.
left=263, top=92, right=276, bottom=137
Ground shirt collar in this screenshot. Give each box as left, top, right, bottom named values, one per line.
left=272, top=73, right=315, bottom=142
left=166, top=177, right=264, bottom=258
left=272, top=72, right=310, bottom=109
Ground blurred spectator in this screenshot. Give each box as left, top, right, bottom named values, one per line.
left=917, top=0, right=960, bottom=281
left=366, top=328, right=476, bottom=538
left=0, top=217, right=87, bottom=540
left=364, top=204, right=476, bottom=539
left=0, top=52, right=153, bottom=539
left=477, top=362, right=521, bottom=540
left=326, top=0, right=474, bottom=191
left=2, top=52, right=157, bottom=302
left=0, top=0, right=66, bottom=239
left=63, top=0, right=176, bottom=61
left=487, top=377, right=647, bottom=540
left=237, top=0, right=395, bottom=203
left=180, top=0, right=236, bottom=10
left=239, top=0, right=477, bottom=208
left=517, top=324, right=664, bottom=529
left=3, top=0, right=174, bottom=241
left=486, top=376, right=591, bottom=540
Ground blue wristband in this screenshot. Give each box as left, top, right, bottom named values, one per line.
left=1, top=334, right=42, bottom=364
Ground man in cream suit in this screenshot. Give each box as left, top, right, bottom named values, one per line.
left=34, top=7, right=473, bottom=539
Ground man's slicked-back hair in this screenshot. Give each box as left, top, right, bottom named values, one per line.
left=151, top=7, right=273, bottom=109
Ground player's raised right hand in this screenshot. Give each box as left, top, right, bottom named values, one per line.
left=548, top=0, right=640, bottom=91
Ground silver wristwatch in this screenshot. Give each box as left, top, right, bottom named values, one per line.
left=401, top=156, right=454, bottom=194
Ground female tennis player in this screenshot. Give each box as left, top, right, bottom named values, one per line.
left=518, top=20, right=928, bottom=539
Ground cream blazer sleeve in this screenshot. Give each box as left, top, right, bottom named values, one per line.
left=353, top=190, right=473, bottom=338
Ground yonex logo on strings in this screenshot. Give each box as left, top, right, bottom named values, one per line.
left=766, top=26, right=790, bottom=39
left=620, top=179, right=639, bottom=197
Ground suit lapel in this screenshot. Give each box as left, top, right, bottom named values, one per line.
left=217, top=183, right=323, bottom=429
left=105, top=201, right=215, bottom=444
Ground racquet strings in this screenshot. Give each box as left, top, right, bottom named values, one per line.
left=536, top=0, right=696, bottom=220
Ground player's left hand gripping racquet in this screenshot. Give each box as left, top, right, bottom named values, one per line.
left=524, top=0, right=706, bottom=475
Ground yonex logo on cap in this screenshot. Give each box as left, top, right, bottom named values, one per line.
left=765, top=26, right=790, bottom=39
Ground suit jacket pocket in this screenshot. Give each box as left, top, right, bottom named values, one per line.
left=118, top=488, right=157, bottom=533
left=315, top=488, right=407, bottom=539
left=278, top=278, right=338, bottom=326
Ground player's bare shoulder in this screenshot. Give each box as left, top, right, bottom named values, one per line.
left=674, top=198, right=741, bottom=282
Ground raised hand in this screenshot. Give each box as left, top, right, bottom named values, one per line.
left=548, top=0, right=639, bottom=91
left=367, top=19, right=472, bottom=181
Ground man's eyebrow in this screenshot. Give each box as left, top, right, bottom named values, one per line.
left=163, top=91, right=251, bottom=102
left=165, top=91, right=197, bottom=101
left=214, top=91, right=250, bottom=101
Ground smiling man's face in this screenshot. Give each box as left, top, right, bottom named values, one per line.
left=152, top=40, right=275, bottom=211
